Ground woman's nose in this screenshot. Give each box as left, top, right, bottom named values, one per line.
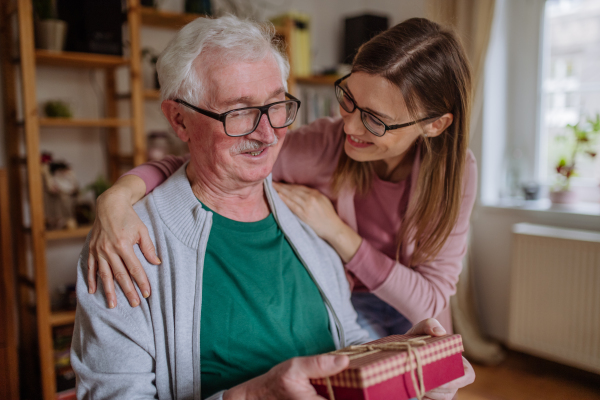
left=342, top=107, right=367, bottom=137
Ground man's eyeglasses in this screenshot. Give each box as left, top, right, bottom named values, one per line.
left=334, top=74, right=438, bottom=137
left=175, top=93, right=301, bottom=137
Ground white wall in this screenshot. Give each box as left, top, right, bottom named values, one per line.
left=0, top=0, right=426, bottom=305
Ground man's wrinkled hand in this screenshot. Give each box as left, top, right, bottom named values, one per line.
left=224, top=354, right=349, bottom=400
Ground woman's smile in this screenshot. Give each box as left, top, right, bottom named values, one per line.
left=346, top=134, right=374, bottom=148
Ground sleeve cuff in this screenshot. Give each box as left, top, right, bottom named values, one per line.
left=344, top=239, right=397, bottom=291
left=122, top=164, right=168, bottom=196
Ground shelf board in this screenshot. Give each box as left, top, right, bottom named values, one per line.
left=144, top=89, right=161, bottom=99
left=140, top=6, right=204, bottom=29
left=45, top=226, right=92, bottom=241
left=40, top=118, right=132, bottom=128
left=49, top=310, right=76, bottom=327
left=116, top=90, right=160, bottom=100
left=35, top=49, right=129, bottom=69
left=110, top=154, right=135, bottom=165
left=296, top=75, right=340, bottom=86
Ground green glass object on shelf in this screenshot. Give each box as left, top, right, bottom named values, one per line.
left=185, top=0, right=212, bottom=15
left=44, top=100, right=73, bottom=118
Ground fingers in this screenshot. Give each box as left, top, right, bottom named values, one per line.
left=87, top=252, right=98, bottom=294
left=139, top=227, right=161, bottom=265
left=460, top=356, right=476, bottom=386
left=406, top=318, right=446, bottom=336
left=426, top=357, right=475, bottom=399
left=107, top=252, right=141, bottom=307
left=98, top=256, right=118, bottom=309
left=273, top=182, right=314, bottom=200
left=294, top=354, right=349, bottom=379
left=120, top=246, right=151, bottom=299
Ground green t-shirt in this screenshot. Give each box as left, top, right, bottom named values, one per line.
left=200, top=203, right=336, bottom=399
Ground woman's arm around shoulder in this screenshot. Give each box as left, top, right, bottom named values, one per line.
left=125, top=154, right=189, bottom=195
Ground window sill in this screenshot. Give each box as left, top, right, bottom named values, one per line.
left=480, top=198, right=600, bottom=217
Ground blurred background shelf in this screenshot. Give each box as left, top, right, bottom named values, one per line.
left=45, top=226, right=92, bottom=241
left=39, top=118, right=132, bottom=128
left=144, top=89, right=161, bottom=99
left=48, top=311, right=76, bottom=327
left=140, top=6, right=203, bottom=29
left=35, top=50, right=129, bottom=69
left=296, top=75, right=340, bottom=86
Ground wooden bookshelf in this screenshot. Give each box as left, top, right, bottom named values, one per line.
left=140, top=6, right=203, bottom=29
left=48, top=310, right=76, bottom=327
left=0, top=170, right=19, bottom=399
left=144, top=89, right=161, bottom=99
left=45, top=226, right=92, bottom=241
left=39, top=118, right=132, bottom=128
left=296, top=75, right=340, bottom=86
left=35, top=49, right=129, bottom=69
left=1, top=1, right=147, bottom=398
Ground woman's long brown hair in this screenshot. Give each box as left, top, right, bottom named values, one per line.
left=332, top=18, right=472, bottom=266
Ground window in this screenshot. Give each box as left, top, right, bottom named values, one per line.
left=539, top=0, right=600, bottom=189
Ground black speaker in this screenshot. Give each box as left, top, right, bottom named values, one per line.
left=57, top=0, right=125, bottom=55
left=343, top=14, right=389, bottom=64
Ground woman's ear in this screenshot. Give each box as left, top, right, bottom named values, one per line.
left=423, top=113, right=453, bottom=138
left=161, top=100, right=190, bottom=142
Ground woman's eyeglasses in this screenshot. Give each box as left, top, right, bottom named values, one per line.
left=334, top=74, right=438, bottom=137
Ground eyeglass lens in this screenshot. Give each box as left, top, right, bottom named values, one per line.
left=335, top=86, right=386, bottom=136
left=225, top=101, right=299, bottom=136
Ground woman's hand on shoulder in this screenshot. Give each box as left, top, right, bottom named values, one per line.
left=273, top=182, right=363, bottom=263
left=273, top=182, right=340, bottom=240
left=88, top=175, right=160, bottom=308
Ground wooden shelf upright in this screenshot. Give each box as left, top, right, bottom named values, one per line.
left=0, top=0, right=146, bottom=398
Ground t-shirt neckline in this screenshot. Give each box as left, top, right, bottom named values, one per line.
left=198, top=199, right=276, bottom=233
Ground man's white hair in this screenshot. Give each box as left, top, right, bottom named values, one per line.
left=157, top=15, right=289, bottom=105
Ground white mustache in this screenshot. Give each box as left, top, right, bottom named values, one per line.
left=231, top=135, right=279, bottom=154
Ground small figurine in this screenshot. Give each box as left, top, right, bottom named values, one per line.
left=41, top=152, right=79, bottom=230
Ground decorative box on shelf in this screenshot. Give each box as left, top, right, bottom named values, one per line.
left=311, top=334, right=464, bottom=400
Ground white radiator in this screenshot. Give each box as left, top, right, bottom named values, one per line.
left=508, top=223, right=600, bottom=373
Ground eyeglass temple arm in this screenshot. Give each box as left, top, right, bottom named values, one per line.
left=175, top=99, right=224, bottom=121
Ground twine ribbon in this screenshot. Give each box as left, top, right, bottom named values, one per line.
left=325, top=335, right=431, bottom=400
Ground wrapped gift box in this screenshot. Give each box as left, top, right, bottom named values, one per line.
left=311, top=334, right=464, bottom=400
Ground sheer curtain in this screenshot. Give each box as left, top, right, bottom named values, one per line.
left=426, top=0, right=505, bottom=365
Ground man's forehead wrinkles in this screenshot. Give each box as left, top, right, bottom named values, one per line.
left=219, top=87, right=285, bottom=108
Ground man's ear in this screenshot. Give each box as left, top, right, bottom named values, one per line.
left=161, top=100, right=190, bottom=142
left=423, top=113, right=453, bottom=138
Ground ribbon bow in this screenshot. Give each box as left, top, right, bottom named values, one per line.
left=325, top=335, right=431, bottom=400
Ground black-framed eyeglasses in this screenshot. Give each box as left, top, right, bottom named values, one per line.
left=334, top=74, right=439, bottom=137
left=175, top=93, right=301, bottom=137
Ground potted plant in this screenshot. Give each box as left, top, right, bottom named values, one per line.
left=33, top=0, right=67, bottom=52
left=86, top=175, right=111, bottom=200
left=550, top=113, right=599, bottom=204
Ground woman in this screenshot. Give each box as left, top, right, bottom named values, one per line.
left=88, top=17, right=475, bottom=338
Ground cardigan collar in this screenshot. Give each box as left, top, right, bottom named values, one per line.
left=151, top=162, right=281, bottom=249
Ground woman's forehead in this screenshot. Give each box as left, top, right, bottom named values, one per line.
left=346, top=72, right=408, bottom=120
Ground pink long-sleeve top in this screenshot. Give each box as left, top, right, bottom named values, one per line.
left=126, top=117, right=477, bottom=331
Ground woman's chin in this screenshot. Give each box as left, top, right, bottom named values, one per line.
left=344, top=142, right=377, bottom=162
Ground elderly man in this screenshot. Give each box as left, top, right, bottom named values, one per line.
left=72, top=15, right=471, bottom=399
